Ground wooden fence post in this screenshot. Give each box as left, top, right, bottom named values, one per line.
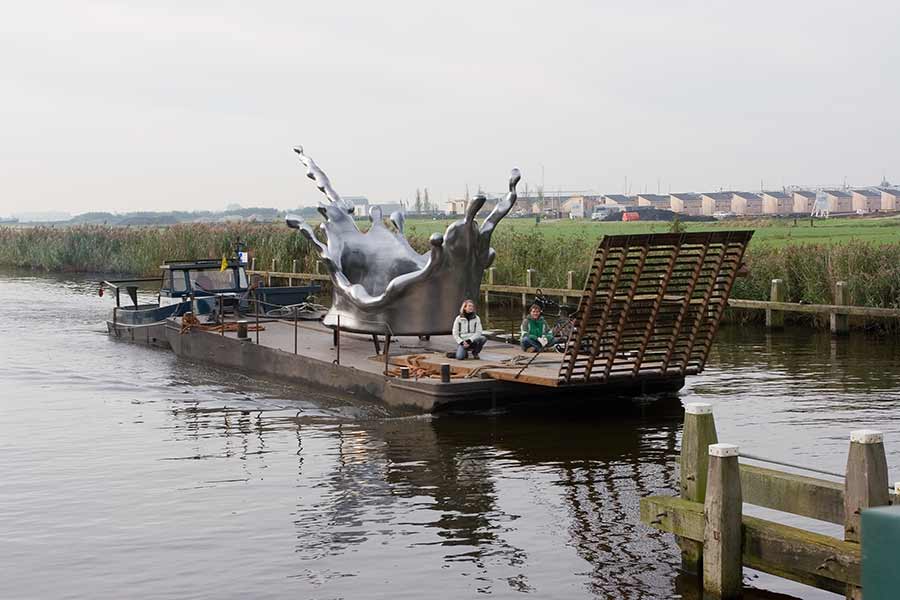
left=766, top=278, right=785, bottom=329
left=703, top=443, right=743, bottom=599
left=290, top=259, right=297, bottom=286
left=832, top=281, right=849, bottom=336
left=679, top=403, right=719, bottom=573
left=524, top=268, right=535, bottom=307
left=315, top=260, right=321, bottom=275
left=250, top=257, right=256, bottom=271
left=485, top=267, right=495, bottom=306
left=563, top=270, right=574, bottom=305
left=844, top=429, right=889, bottom=599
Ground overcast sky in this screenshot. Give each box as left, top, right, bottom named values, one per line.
left=2, top=0, right=899, bottom=216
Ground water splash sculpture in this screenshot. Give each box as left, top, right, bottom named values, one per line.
left=286, top=147, right=521, bottom=336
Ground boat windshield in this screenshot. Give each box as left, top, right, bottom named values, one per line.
left=189, top=269, right=237, bottom=292
left=167, top=271, right=188, bottom=293
left=237, top=267, right=248, bottom=289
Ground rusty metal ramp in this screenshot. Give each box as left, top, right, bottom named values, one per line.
left=547, top=231, right=753, bottom=386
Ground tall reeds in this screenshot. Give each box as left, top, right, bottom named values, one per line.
left=2, top=223, right=899, bottom=312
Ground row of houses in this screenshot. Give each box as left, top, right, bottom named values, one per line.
left=660, top=188, right=899, bottom=216
left=447, top=188, right=900, bottom=218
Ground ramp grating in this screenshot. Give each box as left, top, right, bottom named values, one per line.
left=557, top=231, right=754, bottom=386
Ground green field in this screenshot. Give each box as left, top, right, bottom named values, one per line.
left=402, top=214, right=900, bottom=247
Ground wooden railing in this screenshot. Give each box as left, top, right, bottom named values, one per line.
left=640, top=403, right=896, bottom=598
left=248, top=259, right=900, bottom=330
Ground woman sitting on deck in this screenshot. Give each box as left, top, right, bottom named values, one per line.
left=451, top=299, right=486, bottom=360
left=520, top=303, right=554, bottom=353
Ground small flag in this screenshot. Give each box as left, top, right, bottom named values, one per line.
left=220, top=255, right=228, bottom=271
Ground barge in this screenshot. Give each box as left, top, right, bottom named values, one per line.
left=161, top=230, right=753, bottom=412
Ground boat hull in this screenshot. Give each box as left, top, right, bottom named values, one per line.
left=106, top=320, right=171, bottom=349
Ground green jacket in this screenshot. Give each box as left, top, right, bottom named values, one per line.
left=521, top=316, right=553, bottom=343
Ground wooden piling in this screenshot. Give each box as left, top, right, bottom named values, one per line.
left=766, top=279, right=785, bottom=329
left=679, top=403, right=719, bottom=573
left=844, top=429, right=890, bottom=542
left=832, top=281, right=849, bottom=336
left=290, top=259, right=297, bottom=286
left=844, top=429, right=889, bottom=599
left=563, top=270, right=574, bottom=305
left=703, top=443, right=743, bottom=599
left=485, top=267, right=495, bottom=306
left=523, top=269, right=535, bottom=307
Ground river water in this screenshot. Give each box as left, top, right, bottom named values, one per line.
left=2, top=272, right=898, bottom=600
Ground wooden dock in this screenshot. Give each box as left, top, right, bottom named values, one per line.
left=640, top=403, right=897, bottom=598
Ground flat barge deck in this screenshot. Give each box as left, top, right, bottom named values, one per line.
left=164, top=318, right=685, bottom=412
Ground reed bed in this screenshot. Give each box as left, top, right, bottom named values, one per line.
left=2, top=223, right=899, bottom=315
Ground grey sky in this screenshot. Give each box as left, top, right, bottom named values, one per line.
left=2, top=0, right=899, bottom=215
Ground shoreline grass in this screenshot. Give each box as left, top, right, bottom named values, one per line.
left=2, top=218, right=899, bottom=315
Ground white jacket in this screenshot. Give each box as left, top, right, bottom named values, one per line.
left=452, top=314, right=483, bottom=344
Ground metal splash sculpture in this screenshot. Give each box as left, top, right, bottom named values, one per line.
left=286, top=147, right=520, bottom=336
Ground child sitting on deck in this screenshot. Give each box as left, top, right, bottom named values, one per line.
left=520, top=303, right=554, bottom=353
left=451, top=299, right=486, bottom=360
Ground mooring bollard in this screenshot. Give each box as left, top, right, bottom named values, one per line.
left=844, top=429, right=889, bottom=599
left=236, top=320, right=248, bottom=339
left=440, top=363, right=450, bottom=383
left=765, top=278, right=785, bottom=329
left=400, top=366, right=410, bottom=379
left=703, top=443, right=742, bottom=599
left=679, top=403, right=718, bottom=573
left=844, top=430, right=889, bottom=543
left=831, top=281, right=849, bottom=336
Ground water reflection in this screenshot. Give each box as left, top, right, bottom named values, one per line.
left=7, top=272, right=897, bottom=598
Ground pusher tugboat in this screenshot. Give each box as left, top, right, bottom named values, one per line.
left=101, top=245, right=320, bottom=348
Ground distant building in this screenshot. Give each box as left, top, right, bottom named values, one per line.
left=447, top=198, right=468, bottom=215
left=823, top=190, right=852, bottom=213
left=561, top=195, right=599, bottom=219
left=669, top=193, right=702, bottom=216
left=636, top=194, right=672, bottom=210
left=376, top=202, right=405, bottom=216
left=851, top=189, right=881, bottom=213
left=700, top=192, right=733, bottom=216
left=344, top=196, right=370, bottom=216
left=761, top=191, right=791, bottom=215
left=731, top=192, right=762, bottom=216
left=880, top=188, right=900, bottom=211
left=602, top=194, right=637, bottom=209
left=792, top=190, right=816, bottom=214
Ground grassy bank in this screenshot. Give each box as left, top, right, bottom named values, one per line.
left=2, top=219, right=899, bottom=313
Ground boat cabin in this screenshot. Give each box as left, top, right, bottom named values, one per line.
left=160, top=259, right=249, bottom=300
